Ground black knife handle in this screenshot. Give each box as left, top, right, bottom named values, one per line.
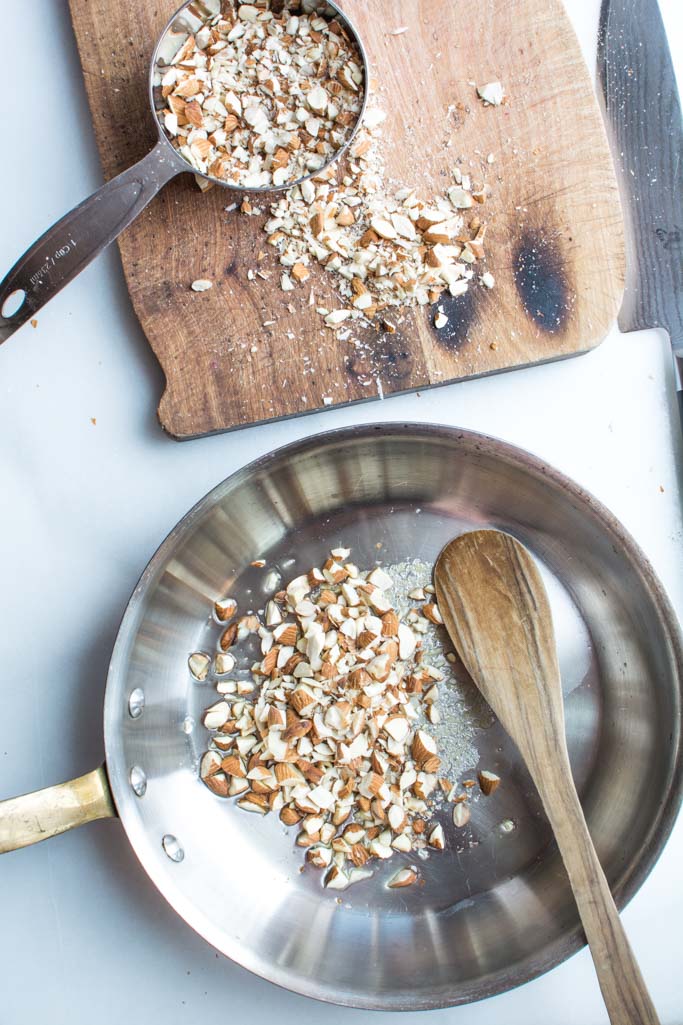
left=674, top=351, right=683, bottom=445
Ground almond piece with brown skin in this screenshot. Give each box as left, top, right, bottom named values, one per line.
left=271, top=147, right=290, bottom=169
left=381, top=610, right=399, bottom=637
left=349, top=667, right=371, bottom=687
left=221, top=754, right=246, bottom=778
left=268, top=705, right=286, bottom=729
left=387, top=804, right=406, bottom=832
left=356, top=629, right=377, bottom=649
left=282, top=718, right=312, bottom=742
left=422, top=602, right=443, bottom=625
left=200, top=750, right=223, bottom=779
left=332, top=805, right=351, bottom=826
left=260, top=647, right=279, bottom=676
left=282, top=652, right=306, bottom=675
left=359, top=228, right=379, bottom=247
left=310, top=211, right=325, bottom=236
left=422, top=755, right=441, bottom=774
left=203, top=773, right=229, bottom=797
left=428, top=823, right=445, bottom=850
left=364, top=772, right=384, bottom=796
left=342, top=823, right=365, bottom=844
left=290, top=688, right=316, bottom=715
left=296, top=830, right=320, bottom=847
left=388, top=867, right=418, bottom=888
left=370, top=798, right=387, bottom=823
left=291, top=263, right=310, bottom=283
left=219, top=623, right=238, bottom=650
left=228, top=776, right=249, bottom=797
left=380, top=639, right=399, bottom=662
left=214, top=597, right=237, bottom=622
left=185, top=99, right=203, bottom=127
left=478, top=770, right=501, bottom=796
left=203, top=702, right=230, bottom=730
left=237, top=793, right=269, bottom=815
left=274, top=623, right=298, bottom=646
left=412, top=729, right=437, bottom=767
left=336, top=207, right=355, bottom=226
left=275, top=763, right=304, bottom=786
left=251, top=779, right=275, bottom=795
left=297, top=760, right=324, bottom=784
left=324, top=865, right=349, bottom=890
left=350, top=843, right=370, bottom=866
left=280, top=806, right=302, bottom=826
left=307, top=846, right=332, bottom=869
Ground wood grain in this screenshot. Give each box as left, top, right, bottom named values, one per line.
left=68, top=0, right=625, bottom=439
left=435, top=530, right=659, bottom=1025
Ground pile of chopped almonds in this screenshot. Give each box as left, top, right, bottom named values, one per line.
left=156, top=1, right=364, bottom=189
left=262, top=103, right=493, bottom=329
left=193, top=547, right=501, bottom=892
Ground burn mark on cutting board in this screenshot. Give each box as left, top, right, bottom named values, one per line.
left=514, top=230, right=572, bottom=333
left=345, top=328, right=414, bottom=385
left=431, top=287, right=479, bottom=351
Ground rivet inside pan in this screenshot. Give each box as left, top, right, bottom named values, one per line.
left=128, top=688, right=145, bottom=719
left=129, top=766, right=147, bottom=797
left=162, top=835, right=185, bottom=863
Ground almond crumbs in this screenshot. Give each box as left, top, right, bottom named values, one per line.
left=259, top=99, right=496, bottom=331
left=195, top=547, right=502, bottom=892
left=169, top=6, right=502, bottom=340
left=156, top=1, right=365, bottom=189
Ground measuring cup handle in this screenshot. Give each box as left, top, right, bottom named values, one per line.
left=0, top=140, right=183, bottom=343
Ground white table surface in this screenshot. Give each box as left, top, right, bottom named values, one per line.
left=1, top=2, right=682, bottom=1022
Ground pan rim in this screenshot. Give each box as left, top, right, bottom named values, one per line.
left=103, top=421, right=683, bottom=1010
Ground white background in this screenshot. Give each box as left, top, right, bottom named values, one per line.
left=1, top=1, right=682, bottom=1022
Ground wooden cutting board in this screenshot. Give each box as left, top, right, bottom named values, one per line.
left=69, top=0, right=624, bottom=440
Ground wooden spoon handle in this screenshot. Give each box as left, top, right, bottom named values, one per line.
left=537, top=762, right=659, bottom=1025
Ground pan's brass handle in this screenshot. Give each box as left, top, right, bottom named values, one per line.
left=0, top=766, right=116, bottom=853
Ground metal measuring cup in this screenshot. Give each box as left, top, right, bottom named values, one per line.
left=0, top=0, right=368, bottom=343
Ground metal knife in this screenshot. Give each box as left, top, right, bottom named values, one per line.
left=598, top=0, right=683, bottom=432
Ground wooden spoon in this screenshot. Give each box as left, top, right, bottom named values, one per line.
left=435, top=529, right=659, bottom=1025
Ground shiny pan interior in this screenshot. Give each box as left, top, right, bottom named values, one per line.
left=104, top=423, right=682, bottom=1009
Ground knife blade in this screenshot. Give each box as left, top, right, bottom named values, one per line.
left=598, top=0, right=683, bottom=428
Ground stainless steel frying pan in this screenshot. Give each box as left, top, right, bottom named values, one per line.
left=1, top=423, right=681, bottom=1010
